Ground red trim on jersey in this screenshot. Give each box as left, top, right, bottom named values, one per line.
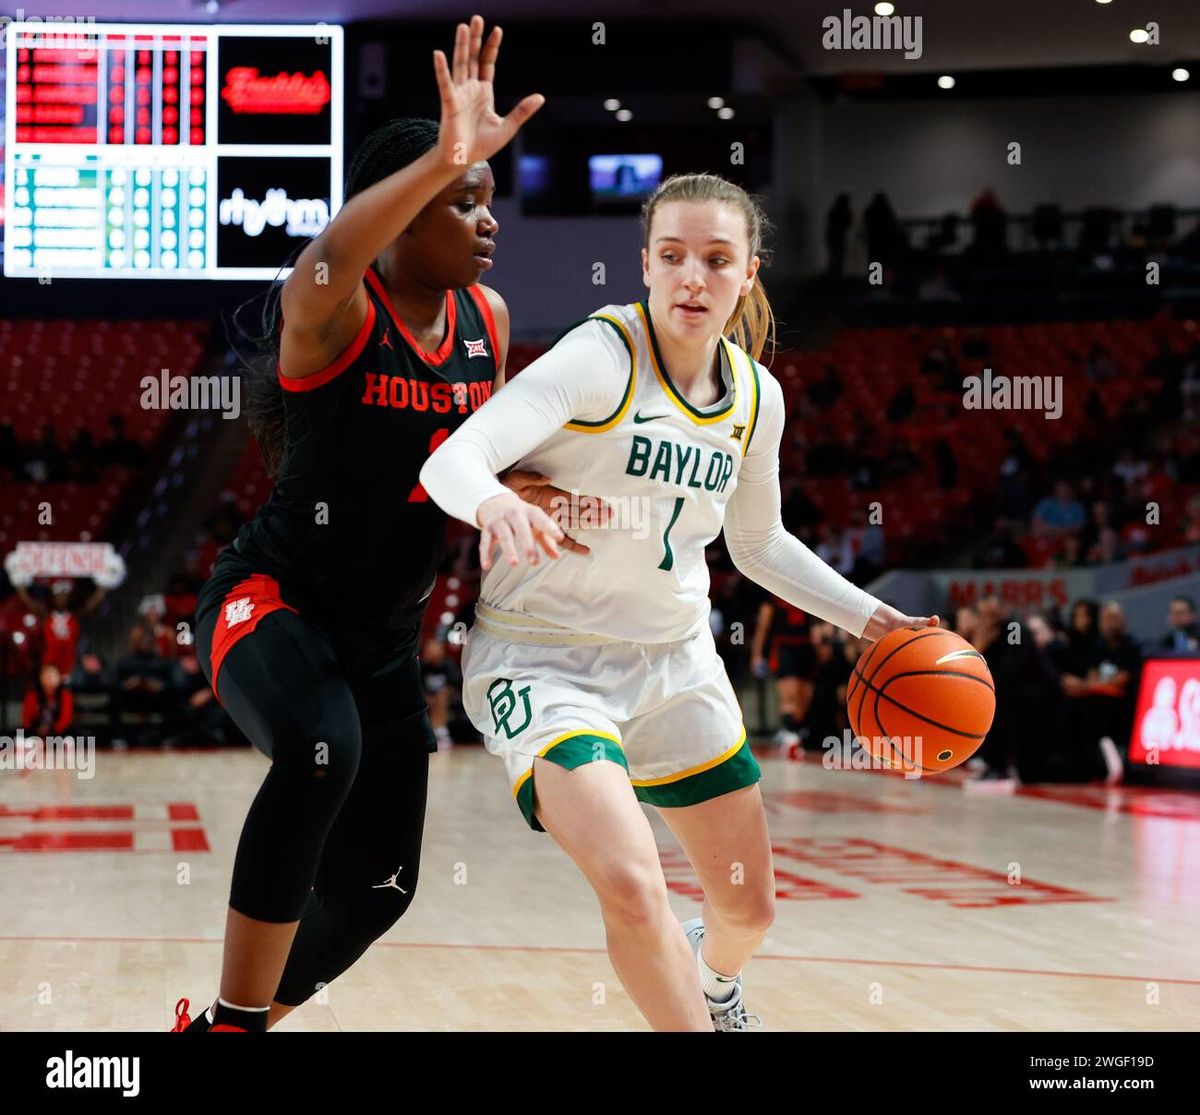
left=466, top=284, right=501, bottom=367
left=277, top=299, right=377, bottom=393
left=363, top=266, right=457, bottom=367
left=208, top=574, right=298, bottom=703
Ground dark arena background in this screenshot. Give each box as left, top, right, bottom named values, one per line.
left=0, top=0, right=1198, bottom=1087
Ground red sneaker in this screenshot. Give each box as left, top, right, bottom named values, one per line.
left=171, top=997, right=193, bottom=1032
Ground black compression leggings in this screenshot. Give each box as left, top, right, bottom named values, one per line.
left=197, top=605, right=431, bottom=1007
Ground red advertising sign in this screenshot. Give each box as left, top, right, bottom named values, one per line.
left=1128, top=658, right=1200, bottom=769
left=220, top=67, right=331, bottom=114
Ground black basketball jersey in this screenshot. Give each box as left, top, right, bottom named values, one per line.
left=231, top=265, right=500, bottom=630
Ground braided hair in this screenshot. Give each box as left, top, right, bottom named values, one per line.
left=231, top=118, right=441, bottom=476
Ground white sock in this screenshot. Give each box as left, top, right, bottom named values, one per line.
left=697, top=944, right=739, bottom=1004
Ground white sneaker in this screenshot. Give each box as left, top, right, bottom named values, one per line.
left=681, top=917, right=763, bottom=1031
left=773, top=728, right=801, bottom=749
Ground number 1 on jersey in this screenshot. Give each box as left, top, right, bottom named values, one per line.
left=408, top=428, right=451, bottom=502
left=658, top=497, right=685, bottom=571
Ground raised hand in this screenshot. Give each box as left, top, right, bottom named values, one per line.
left=432, top=15, right=544, bottom=170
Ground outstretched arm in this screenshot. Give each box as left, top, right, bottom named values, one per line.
left=723, top=373, right=936, bottom=642
left=280, top=17, right=543, bottom=381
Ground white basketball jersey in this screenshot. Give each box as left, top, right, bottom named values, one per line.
left=480, top=299, right=768, bottom=643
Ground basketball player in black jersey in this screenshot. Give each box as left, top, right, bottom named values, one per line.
left=171, top=16, right=561, bottom=1032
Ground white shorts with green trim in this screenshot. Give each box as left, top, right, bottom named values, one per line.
left=461, top=603, right=761, bottom=831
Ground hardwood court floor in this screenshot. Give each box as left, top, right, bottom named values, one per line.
left=1, top=744, right=1197, bottom=1031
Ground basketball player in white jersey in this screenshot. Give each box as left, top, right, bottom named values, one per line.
left=419, top=173, right=937, bottom=1031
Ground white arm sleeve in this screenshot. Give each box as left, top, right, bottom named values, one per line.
left=419, top=319, right=629, bottom=526
left=723, top=371, right=883, bottom=638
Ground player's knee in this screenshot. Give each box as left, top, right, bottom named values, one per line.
left=713, top=887, right=775, bottom=936
left=337, top=876, right=419, bottom=947
left=268, top=698, right=362, bottom=794
left=594, top=862, right=666, bottom=929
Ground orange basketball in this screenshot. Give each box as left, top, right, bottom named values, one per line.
left=846, top=626, right=995, bottom=775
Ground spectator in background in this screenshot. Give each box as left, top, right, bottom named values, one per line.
left=420, top=637, right=461, bottom=751
left=1181, top=354, right=1200, bottom=422
left=798, top=622, right=857, bottom=756
left=162, top=654, right=240, bottom=748
left=1075, top=602, right=1141, bottom=781
left=933, top=437, right=958, bottom=490
left=976, top=517, right=1025, bottom=568
left=1185, top=494, right=1200, bottom=544
left=997, top=428, right=1032, bottom=518
left=960, top=325, right=992, bottom=361
left=0, top=420, right=25, bottom=479
left=1112, top=448, right=1149, bottom=492
left=918, top=265, right=960, bottom=301
left=825, top=194, right=852, bottom=277
left=806, top=363, right=843, bottom=412
left=10, top=574, right=115, bottom=679
left=164, top=573, right=200, bottom=633
left=1084, top=342, right=1117, bottom=382
left=968, top=188, right=1007, bottom=266
left=813, top=524, right=850, bottom=576
left=919, top=342, right=961, bottom=393
left=968, top=596, right=1063, bottom=788
left=131, top=594, right=178, bottom=659
left=847, top=433, right=882, bottom=491
left=1033, top=480, right=1086, bottom=539
left=1051, top=533, right=1084, bottom=569
left=22, top=663, right=74, bottom=738
left=881, top=437, right=919, bottom=481
left=1021, top=612, right=1115, bottom=784
left=1159, top=595, right=1199, bottom=654
left=751, top=595, right=815, bottom=749
left=115, top=624, right=179, bottom=743
left=885, top=383, right=916, bottom=423
left=98, top=414, right=146, bottom=469
left=24, top=423, right=69, bottom=483
left=843, top=508, right=885, bottom=584
left=864, top=192, right=903, bottom=268
left=68, top=428, right=102, bottom=483
left=1088, top=527, right=1122, bottom=565
left=1019, top=517, right=1060, bottom=569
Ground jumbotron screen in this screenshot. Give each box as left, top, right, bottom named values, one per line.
left=3, top=22, right=343, bottom=280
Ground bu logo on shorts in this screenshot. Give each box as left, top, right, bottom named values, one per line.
left=487, top=678, right=532, bottom=738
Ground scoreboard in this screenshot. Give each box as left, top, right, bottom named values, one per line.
left=3, top=22, right=342, bottom=279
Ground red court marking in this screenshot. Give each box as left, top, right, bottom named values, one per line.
left=770, top=837, right=1108, bottom=907
left=3, top=933, right=1197, bottom=986
left=0, top=831, right=133, bottom=851
left=0, top=804, right=134, bottom=820
left=171, top=828, right=209, bottom=852
left=1017, top=785, right=1200, bottom=820
left=658, top=844, right=859, bottom=901
left=0, top=801, right=207, bottom=852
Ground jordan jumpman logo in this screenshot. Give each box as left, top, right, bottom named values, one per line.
left=372, top=865, right=408, bottom=894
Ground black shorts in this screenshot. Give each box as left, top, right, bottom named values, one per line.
left=195, top=546, right=435, bottom=754
left=776, top=641, right=816, bottom=680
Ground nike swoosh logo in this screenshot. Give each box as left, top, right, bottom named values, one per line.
left=633, top=411, right=668, bottom=423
